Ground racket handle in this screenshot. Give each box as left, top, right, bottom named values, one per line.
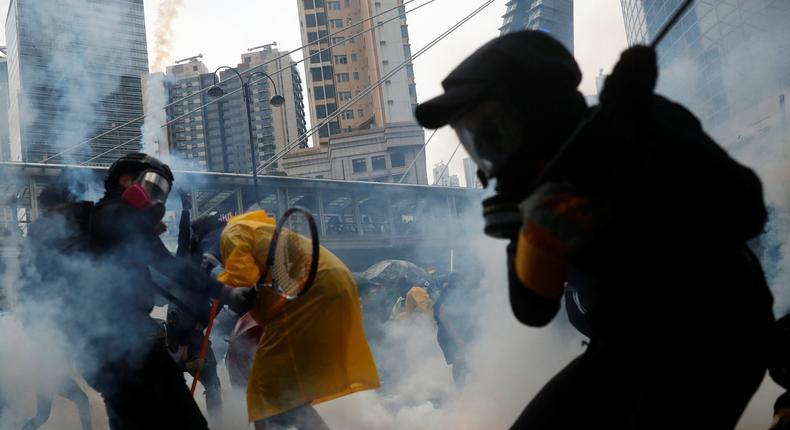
left=191, top=299, right=220, bottom=396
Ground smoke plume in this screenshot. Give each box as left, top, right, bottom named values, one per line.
left=150, top=0, right=186, bottom=73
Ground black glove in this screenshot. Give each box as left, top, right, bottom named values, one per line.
left=221, top=285, right=257, bottom=315
left=179, top=190, right=192, bottom=211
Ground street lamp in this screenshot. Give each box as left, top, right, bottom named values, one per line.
left=208, top=66, right=285, bottom=204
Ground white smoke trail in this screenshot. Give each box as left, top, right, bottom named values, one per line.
left=141, top=73, right=169, bottom=158
left=150, top=0, right=186, bottom=73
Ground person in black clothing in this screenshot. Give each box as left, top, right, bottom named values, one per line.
left=77, top=153, right=254, bottom=430
left=21, top=182, right=93, bottom=430
left=415, top=31, right=774, bottom=429
left=165, top=307, right=222, bottom=423
left=433, top=272, right=477, bottom=387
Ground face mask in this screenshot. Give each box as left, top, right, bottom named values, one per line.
left=451, top=101, right=531, bottom=240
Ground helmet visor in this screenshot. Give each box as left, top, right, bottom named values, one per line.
left=136, top=171, right=171, bottom=206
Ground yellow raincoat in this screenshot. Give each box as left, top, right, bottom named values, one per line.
left=217, top=210, right=380, bottom=422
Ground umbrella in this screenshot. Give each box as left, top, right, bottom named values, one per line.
left=358, top=260, right=428, bottom=287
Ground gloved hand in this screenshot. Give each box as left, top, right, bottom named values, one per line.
left=518, top=182, right=597, bottom=256
left=221, top=285, right=258, bottom=315
left=514, top=183, right=601, bottom=300
left=179, top=190, right=192, bottom=211
left=185, top=358, right=205, bottom=374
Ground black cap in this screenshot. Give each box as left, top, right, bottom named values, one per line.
left=415, top=30, right=582, bottom=129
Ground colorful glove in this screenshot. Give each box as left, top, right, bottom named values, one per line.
left=515, top=183, right=598, bottom=299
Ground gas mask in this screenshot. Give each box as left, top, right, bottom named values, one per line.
left=122, top=169, right=172, bottom=221
left=451, top=100, right=535, bottom=240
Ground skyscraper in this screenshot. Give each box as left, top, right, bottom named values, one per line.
left=297, top=0, right=419, bottom=145
left=5, top=0, right=149, bottom=164
left=462, top=157, right=481, bottom=188
left=287, top=0, right=427, bottom=184
left=157, top=47, right=308, bottom=174
left=620, top=0, right=790, bottom=129
left=500, top=0, right=574, bottom=53
left=0, top=49, right=9, bottom=161
left=240, top=44, right=309, bottom=156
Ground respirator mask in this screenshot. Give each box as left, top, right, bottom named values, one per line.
left=451, top=100, right=534, bottom=240
left=122, top=169, right=172, bottom=221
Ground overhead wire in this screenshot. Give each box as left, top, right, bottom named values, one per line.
left=258, top=0, right=497, bottom=173
left=398, top=129, right=437, bottom=184
left=79, top=0, right=440, bottom=165
left=44, top=0, right=426, bottom=163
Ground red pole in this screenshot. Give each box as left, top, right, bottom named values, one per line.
left=191, top=299, right=220, bottom=396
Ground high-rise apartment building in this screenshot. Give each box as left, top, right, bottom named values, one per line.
left=297, top=0, right=419, bottom=145
left=157, top=48, right=307, bottom=174
left=433, top=161, right=459, bottom=187
left=0, top=50, right=9, bottom=161
left=5, top=0, right=149, bottom=164
left=620, top=0, right=790, bottom=128
left=500, top=0, right=574, bottom=53
left=288, top=0, right=427, bottom=184
left=240, top=44, right=309, bottom=155
left=462, top=157, right=481, bottom=189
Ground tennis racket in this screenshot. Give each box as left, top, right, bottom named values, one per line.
left=258, top=207, right=320, bottom=300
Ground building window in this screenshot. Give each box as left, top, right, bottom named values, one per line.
left=316, top=105, right=327, bottom=118
left=403, top=45, right=412, bottom=58
left=401, top=25, right=409, bottom=38
left=316, top=12, right=327, bottom=25
left=330, top=19, right=343, bottom=28
left=306, top=14, right=317, bottom=27
left=315, top=0, right=325, bottom=6
left=338, top=91, right=352, bottom=101
left=322, top=65, right=334, bottom=78
left=318, top=30, right=329, bottom=41
left=372, top=155, right=386, bottom=170
left=344, top=0, right=350, bottom=6
left=352, top=158, right=367, bottom=173
left=314, top=86, right=325, bottom=100
left=326, top=103, right=337, bottom=115
left=331, top=36, right=345, bottom=45
left=353, top=71, right=360, bottom=80
left=321, top=50, right=331, bottom=62
left=308, top=32, right=319, bottom=43
left=328, top=1, right=341, bottom=9
left=342, top=110, right=355, bottom=119
left=358, top=109, right=364, bottom=117
left=304, top=0, right=315, bottom=9
left=309, top=50, right=321, bottom=63
left=408, top=83, right=417, bottom=98
left=311, top=67, right=323, bottom=81
left=325, top=85, right=336, bottom=98
left=390, top=152, right=406, bottom=167
left=336, top=73, right=350, bottom=82
left=351, top=53, right=358, bottom=62
left=334, top=55, right=348, bottom=64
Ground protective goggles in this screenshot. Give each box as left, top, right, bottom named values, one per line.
left=135, top=170, right=171, bottom=206
left=450, top=99, right=524, bottom=180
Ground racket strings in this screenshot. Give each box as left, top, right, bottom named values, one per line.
left=271, top=225, right=313, bottom=297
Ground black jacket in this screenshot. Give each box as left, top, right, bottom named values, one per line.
left=509, top=96, right=774, bottom=344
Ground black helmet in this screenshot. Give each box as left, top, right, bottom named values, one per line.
left=104, top=153, right=174, bottom=191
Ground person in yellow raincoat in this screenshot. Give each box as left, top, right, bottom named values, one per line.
left=216, top=210, right=380, bottom=429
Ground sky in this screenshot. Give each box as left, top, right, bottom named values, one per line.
left=0, top=0, right=628, bottom=185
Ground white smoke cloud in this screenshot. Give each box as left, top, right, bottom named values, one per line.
left=150, top=0, right=186, bottom=73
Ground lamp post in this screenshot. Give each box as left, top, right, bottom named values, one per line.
left=208, top=66, right=285, bottom=205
